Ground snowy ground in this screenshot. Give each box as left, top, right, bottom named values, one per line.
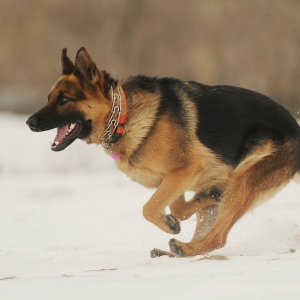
left=1, top=113, right=300, bottom=300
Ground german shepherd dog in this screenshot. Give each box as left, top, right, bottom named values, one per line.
left=27, top=48, right=300, bottom=257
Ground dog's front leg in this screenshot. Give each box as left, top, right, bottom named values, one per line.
left=143, top=165, right=202, bottom=234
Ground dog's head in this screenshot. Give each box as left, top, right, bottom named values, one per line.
left=26, top=48, right=116, bottom=151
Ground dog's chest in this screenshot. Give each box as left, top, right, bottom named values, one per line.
left=114, top=159, right=162, bottom=188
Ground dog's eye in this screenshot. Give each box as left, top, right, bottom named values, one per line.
left=60, top=96, right=70, bottom=105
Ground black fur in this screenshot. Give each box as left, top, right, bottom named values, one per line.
left=192, top=84, right=300, bottom=165
left=124, top=76, right=300, bottom=166
left=157, top=77, right=190, bottom=128
left=102, top=71, right=118, bottom=99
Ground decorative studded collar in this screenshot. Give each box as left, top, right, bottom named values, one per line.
left=100, top=85, right=127, bottom=150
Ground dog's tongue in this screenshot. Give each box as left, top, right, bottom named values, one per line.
left=55, top=125, right=69, bottom=143
left=51, top=123, right=79, bottom=151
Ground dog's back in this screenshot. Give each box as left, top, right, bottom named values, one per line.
left=191, top=83, right=300, bottom=166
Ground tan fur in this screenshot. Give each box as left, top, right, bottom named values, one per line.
left=170, top=195, right=216, bottom=221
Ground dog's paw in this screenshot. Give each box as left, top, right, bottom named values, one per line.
left=166, top=214, right=180, bottom=234
left=169, top=239, right=184, bottom=257
left=150, top=249, right=164, bottom=258
left=150, top=248, right=175, bottom=258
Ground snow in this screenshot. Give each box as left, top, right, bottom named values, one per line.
left=1, top=113, right=300, bottom=299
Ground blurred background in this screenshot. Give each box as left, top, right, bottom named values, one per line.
left=0, top=0, right=300, bottom=117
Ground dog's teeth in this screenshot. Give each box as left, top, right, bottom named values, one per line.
left=67, top=123, right=76, bottom=135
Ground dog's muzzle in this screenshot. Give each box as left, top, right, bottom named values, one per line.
left=26, top=114, right=52, bottom=132
left=26, top=115, right=40, bottom=132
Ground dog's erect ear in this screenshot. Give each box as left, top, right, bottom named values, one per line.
left=61, top=48, right=75, bottom=75
left=74, top=47, right=99, bottom=84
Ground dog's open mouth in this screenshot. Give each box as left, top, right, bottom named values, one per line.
left=51, top=123, right=83, bottom=151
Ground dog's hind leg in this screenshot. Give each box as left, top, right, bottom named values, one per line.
left=151, top=193, right=219, bottom=258
left=169, top=139, right=299, bottom=257
left=188, top=189, right=222, bottom=241
left=151, top=194, right=220, bottom=258
left=169, top=192, right=219, bottom=221
left=169, top=187, right=223, bottom=242
left=191, top=204, right=220, bottom=241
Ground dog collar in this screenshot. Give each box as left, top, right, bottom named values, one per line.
left=100, top=85, right=128, bottom=149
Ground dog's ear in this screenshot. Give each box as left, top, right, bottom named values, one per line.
left=61, top=48, right=75, bottom=75
left=74, top=47, right=99, bottom=84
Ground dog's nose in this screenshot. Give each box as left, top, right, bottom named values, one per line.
left=26, top=115, right=38, bottom=131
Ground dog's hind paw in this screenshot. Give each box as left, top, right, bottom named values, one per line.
left=166, top=214, right=180, bottom=234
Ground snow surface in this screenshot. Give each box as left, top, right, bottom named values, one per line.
left=1, top=113, right=300, bottom=300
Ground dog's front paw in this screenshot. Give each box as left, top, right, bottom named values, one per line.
left=166, top=214, right=180, bottom=234
left=169, top=239, right=184, bottom=257
left=150, top=248, right=175, bottom=258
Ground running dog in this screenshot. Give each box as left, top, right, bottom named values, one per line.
left=26, top=48, right=300, bottom=257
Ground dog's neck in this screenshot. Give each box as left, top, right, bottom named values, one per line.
left=100, top=85, right=128, bottom=149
